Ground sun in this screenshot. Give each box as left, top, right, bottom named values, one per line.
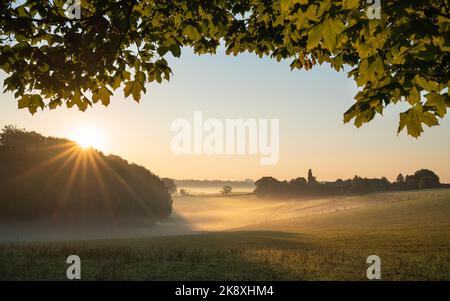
left=69, top=125, right=104, bottom=150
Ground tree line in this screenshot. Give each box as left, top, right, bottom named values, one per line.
left=255, top=169, right=444, bottom=198
left=0, top=126, right=172, bottom=223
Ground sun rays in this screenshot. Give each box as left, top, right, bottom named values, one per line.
left=0, top=126, right=173, bottom=236
left=42, top=143, right=154, bottom=223
left=6, top=140, right=135, bottom=224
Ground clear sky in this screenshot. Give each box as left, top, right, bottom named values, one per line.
left=1, top=46, right=449, bottom=182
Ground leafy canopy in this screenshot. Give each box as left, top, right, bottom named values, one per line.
left=1, top=0, right=449, bottom=137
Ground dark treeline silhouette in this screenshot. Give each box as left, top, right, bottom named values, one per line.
left=0, top=126, right=172, bottom=223
left=162, top=178, right=177, bottom=194
left=255, top=169, right=443, bottom=198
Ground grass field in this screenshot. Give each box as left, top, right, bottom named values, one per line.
left=1, top=189, right=449, bottom=280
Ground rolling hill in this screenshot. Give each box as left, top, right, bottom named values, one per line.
left=1, top=189, right=449, bottom=280
left=0, top=126, right=172, bottom=224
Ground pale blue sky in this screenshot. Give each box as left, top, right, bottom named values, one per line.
left=1, top=46, right=449, bottom=182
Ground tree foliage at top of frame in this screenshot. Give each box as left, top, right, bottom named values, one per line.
left=0, top=0, right=449, bottom=137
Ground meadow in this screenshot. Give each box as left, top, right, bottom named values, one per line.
left=0, top=189, right=449, bottom=280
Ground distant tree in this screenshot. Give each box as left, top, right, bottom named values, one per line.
left=0, top=125, right=48, bottom=150
left=419, top=176, right=435, bottom=189
left=413, top=169, right=440, bottom=189
left=254, top=169, right=442, bottom=199
left=405, top=174, right=416, bottom=189
left=351, top=175, right=364, bottom=193
left=350, top=175, right=390, bottom=194
left=162, top=178, right=177, bottom=194
left=396, top=173, right=405, bottom=183
left=290, top=177, right=307, bottom=186
left=0, top=125, right=23, bottom=148
left=221, top=186, right=232, bottom=195
left=307, top=169, right=317, bottom=184
left=380, top=177, right=391, bottom=189
left=179, top=189, right=189, bottom=197
left=403, top=169, right=440, bottom=189
left=254, top=177, right=282, bottom=197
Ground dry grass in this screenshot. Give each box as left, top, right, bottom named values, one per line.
left=1, top=189, right=450, bottom=280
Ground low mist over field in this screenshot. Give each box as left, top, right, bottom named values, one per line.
left=172, top=190, right=444, bottom=231
left=3, top=187, right=444, bottom=241
left=2, top=189, right=450, bottom=280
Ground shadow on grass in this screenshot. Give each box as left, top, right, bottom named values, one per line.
left=2, top=230, right=448, bottom=280
left=0, top=209, right=197, bottom=242
left=0, top=231, right=315, bottom=280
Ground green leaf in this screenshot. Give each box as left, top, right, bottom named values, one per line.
left=183, top=25, right=201, bottom=41
left=407, top=86, right=421, bottom=105
left=420, top=111, right=439, bottom=127
left=305, top=5, right=320, bottom=22
left=18, top=95, right=31, bottom=109
left=169, top=44, right=181, bottom=57
left=112, top=77, right=122, bottom=90
left=94, top=86, right=113, bottom=106
left=322, top=19, right=345, bottom=50
left=67, top=91, right=83, bottom=110
left=425, top=92, right=446, bottom=117
left=280, top=0, right=293, bottom=12
left=343, top=0, right=360, bottom=9
left=398, top=108, right=423, bottom=138
left=78, top=96, right=91, bottom=112
left=135, top=71, right=146, bottom=84
left=48, top=99, right=62, bottom=110
left=124, top=81, right=144, bottom=102
left=18, top=94, right=44, bottom=114
left=415, top=75, right=439, bottom=92
left=307, top=23, right=323, bottom=50
left=122, top=71, right=131, bottom=81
